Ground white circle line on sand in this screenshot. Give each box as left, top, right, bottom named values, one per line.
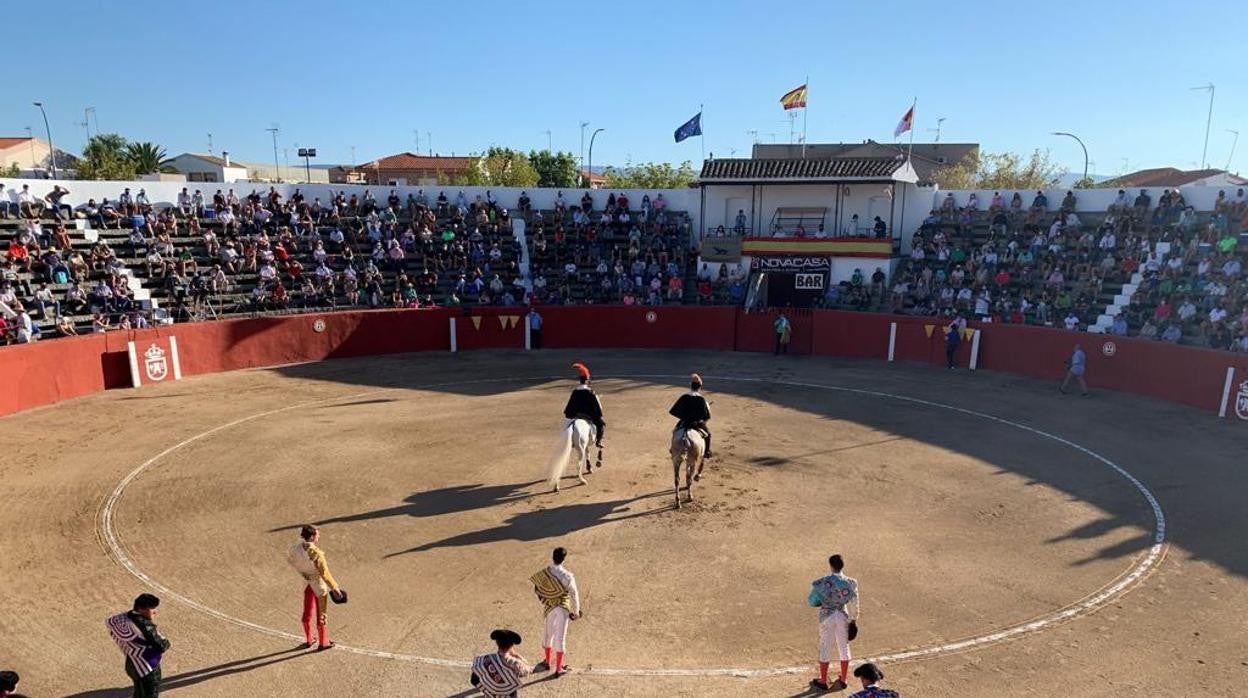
left=99, top=372, right=1166, bottom=678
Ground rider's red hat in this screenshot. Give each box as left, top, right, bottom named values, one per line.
left=572, top=363, right=591, bottom=380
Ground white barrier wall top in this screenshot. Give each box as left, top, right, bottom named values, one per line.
left=931, top=185, right=1242, bottom=215
left=0, top=178, right=700, bottom=224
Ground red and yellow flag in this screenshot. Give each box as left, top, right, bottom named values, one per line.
left=780, top=83, right=808, bottom=110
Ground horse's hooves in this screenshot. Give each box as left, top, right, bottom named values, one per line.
left=578, top=478, right=588, bottom=485
left=693, top=474, right=701, bottom=481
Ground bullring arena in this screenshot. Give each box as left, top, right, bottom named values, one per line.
left=2, top=307, right=1247, bottom=697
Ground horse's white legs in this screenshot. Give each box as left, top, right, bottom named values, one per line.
left=577, top=445, right=588, bottom=485
left=672, top=451, right=683, bottom=509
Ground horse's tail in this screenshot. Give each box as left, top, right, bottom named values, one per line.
left=545, top=421, right=575, bottom=489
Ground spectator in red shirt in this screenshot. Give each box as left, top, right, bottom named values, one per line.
left=667, top=275, right=684, bottom=301
left=697, top=279, right=713, bottom=304
left=1153, top=298, right=1173, bottom=323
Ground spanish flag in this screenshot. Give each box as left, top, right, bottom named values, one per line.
left=780, top=83, right=808, bottom=110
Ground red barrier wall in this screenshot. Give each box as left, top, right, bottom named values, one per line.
left=2, top=306, right=1245, bottom=418
left=539, top=305, right=738, bottom=350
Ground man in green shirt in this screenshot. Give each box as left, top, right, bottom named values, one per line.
left=774, top=313, right=792, bottom=355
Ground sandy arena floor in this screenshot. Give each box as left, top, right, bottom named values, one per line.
left=1, top=349, right=1246, bottom=697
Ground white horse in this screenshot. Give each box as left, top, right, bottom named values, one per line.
left=545, top=419, right=602, bottom=492
left=669, top=428, right=706, bottom=508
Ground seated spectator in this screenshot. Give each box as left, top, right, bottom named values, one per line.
left=1059, top=190, right=1076, bottom=213
left=1031, top=190, right=1049, bottom=212
left=1161, top=323, right=1182, bottom=342
left=872, top=216, right=887, bottom=239
left=1109, top=189, right=1131, bottom=214
left=56, top=314, right=78, bottom=336
left=17, top=184, right=43, bottom=218
left=44, top=185, right=71, bottom=220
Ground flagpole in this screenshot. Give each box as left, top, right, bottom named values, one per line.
left=907, top=97, right=916, bottom=163
left=801, top=75, right=809, bottom=159
left=700, top=103, right=706, bottom=163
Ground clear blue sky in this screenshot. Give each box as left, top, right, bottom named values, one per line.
left=6, top=0, right=1245, bottom=177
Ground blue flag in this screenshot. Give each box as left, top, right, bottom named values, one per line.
left=674, top=112, right=702, bottom=143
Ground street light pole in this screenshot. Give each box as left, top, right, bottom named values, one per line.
left=1191, top=83, right=1215, bottom=169
left=266, top=126, right=281, bottom=183
left=587, top=128, right=604, bottom=189
left=579, top=121, right=589, bottom=176
left=1051, top=131, right=1088, bottom=184
left=24, top=127, right=35, bottom=169
left=32, top=102, right=57, bottom=178
left=298, top=147, right=316, bottom=183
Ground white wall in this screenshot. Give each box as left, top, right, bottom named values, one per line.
left=0, top=178, right=701, bottom=225
left=700, top=182, right=927, bottom=242
left=932, top=185, right=1244, bottom=215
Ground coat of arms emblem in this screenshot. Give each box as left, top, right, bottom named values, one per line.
left=144, top=344, right=169, bottom=381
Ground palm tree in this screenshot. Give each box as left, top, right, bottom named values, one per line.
left=126, top=142, right=175, bottom=174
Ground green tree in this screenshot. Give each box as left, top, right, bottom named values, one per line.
left=603, top=161, right=698, bottom=189
left=468, top=147, right=540, bottom=187
left=78, top=133, right=136, bottom=180
left=3, top=162, right=19, bottom=177
left=527, top=149, right=579, bottom=188
left=126, top=141, right=175, bottom=174
left=930, top=149, right=1065, bottom=190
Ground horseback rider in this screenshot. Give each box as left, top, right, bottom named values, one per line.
left=563, top=363, right=605, bottom=448
left=669, top=373, right=712, bottom=458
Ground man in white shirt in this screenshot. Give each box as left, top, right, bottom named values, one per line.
left=13, top=303, right=34, bottom=343
left=17, top=185, right=41, bottom=218
left=531, top=547, right=581, bottom=678
left=1064, top=313, right=1080, bottom=331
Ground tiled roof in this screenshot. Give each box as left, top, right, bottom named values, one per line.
left=700, top=156, right=906, bottom=182
left=1099, top=167, right=1248, bottom=188
left=0, top=137, right=33, bottom=150
left=363, top=152, right=474, bottom=171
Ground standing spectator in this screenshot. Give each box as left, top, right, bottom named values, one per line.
left=531, top=546, right=581, bottom=677
left=872, top=216, right=887, bottom=239
left=773, top=312, right=791, bottom=355
left=808, top=553, right=859, bottom=692
left=1060, top=343, right=1089, bottom=396
left=945, top=318, right=961, bottom=369
left=287, top=524, right=344, bottom=651
left=528, top=307, right=543, bottom=349
left=471, top=629, right=532, bottom=698
left=849, top=663, right=899, bottom=698
left=106, top=593, right=169, bottom=698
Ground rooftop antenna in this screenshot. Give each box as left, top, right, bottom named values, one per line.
left=207, top=132, right=214, bottom=155
left=1226, top=129, right=1239, bottom=171
left=927, top=117, right=946, bottom=143
left=1190, top=83, right=1215, bottom=169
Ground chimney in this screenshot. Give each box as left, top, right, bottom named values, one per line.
left=223, top=151, right=231, bottom=167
